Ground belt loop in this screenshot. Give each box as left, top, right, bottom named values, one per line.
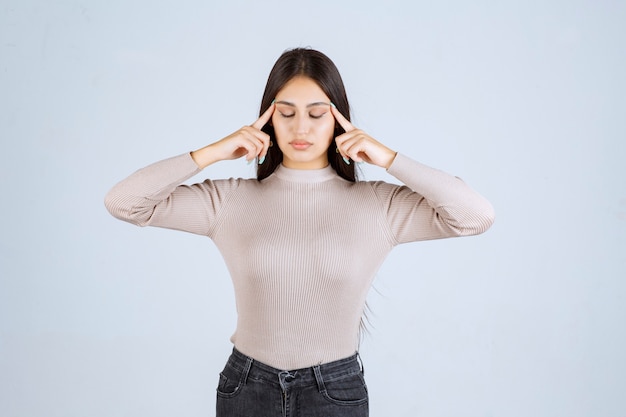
left=313, top=365, right=326, bottom=394
left=241, top=356, right=253, bottom=386
left=356, top=352, right=365, bottom=375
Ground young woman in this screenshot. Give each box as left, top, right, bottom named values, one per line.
left=105, top=48, right=495, bottom=417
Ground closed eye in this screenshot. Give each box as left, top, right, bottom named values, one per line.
left=309, top=112, right=327, bottom=119
left=279, top=112, right=295, bottom=118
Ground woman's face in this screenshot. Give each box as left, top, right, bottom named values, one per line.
left=272, top=76, right=335, bottom=170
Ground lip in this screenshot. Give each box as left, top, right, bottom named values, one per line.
left=289, top=141, right=312, bottom=150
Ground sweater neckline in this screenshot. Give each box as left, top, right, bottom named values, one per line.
left=273, top=164, right=337, bottom=183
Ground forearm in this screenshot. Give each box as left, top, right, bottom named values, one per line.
left=191, top=143, right=223, bottom=169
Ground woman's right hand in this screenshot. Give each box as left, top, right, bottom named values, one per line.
left=191, top=103, right=275, bottom=169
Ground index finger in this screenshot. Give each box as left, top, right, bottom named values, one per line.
left=330, top=103, right=355, bottom=132
left=251, top=102, right=275, bottom=130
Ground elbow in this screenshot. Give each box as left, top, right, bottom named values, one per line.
left=104, top=189, right=129, bottom=222
left=445, top=201, right=495, bottom=237
left=464, top=202, right=496, bottom=236
left=103, top=189, right=148, bottom=226
left=477, top=203, right=496, bottom=234
left=103, top=190, right=117, bottom=216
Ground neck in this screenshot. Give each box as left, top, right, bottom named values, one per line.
left=282, top=157, right=329, bottom=170
left=274, top=163, right=336, bottom=183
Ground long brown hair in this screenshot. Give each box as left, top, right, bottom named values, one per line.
left=256, top=48, right=356, bottom=181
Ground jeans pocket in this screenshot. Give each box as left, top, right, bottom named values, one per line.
left=216, top=364, right=245, bottom=399
left=321, top=372, right=368, bottom=406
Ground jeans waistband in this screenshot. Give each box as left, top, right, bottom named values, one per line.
left=226, top=347, right=363, bottom=389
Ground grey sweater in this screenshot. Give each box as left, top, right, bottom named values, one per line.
left=105, top=152, right=494, bottom=370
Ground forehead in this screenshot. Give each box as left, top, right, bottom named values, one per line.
left=275, top=76, right=329, bottom=103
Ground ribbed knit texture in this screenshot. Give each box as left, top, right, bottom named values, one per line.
left=105, top=153, right=494, bottom=370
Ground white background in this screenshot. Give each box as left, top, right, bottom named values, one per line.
left=1, top=1, right=625, bottom=416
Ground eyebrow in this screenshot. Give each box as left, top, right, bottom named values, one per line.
left=275, top=100, right=331, bottom=108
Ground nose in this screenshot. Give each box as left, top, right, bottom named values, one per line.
left=293, top=114, right=310, bottom=137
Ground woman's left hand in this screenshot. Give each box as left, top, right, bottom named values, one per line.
left=331, top=104, right=397, bottom=169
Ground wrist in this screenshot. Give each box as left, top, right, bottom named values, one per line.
left=382, top=150, right=398, bottom=169
left=191, top=144, right=219, bottom=169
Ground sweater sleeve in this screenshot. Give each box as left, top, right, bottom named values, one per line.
left=373, top=153, right=495, bottom=244
left=104, top=153, right=240, bottom=236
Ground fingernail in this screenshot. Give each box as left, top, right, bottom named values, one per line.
left=258, top=156, right=266, bottom=165
left=271, top=99, right=275, bottom=105
left=247, top=159, right=253, bottom=165
left=343, top=157, right=350, bottom=165
left=330, top=102, right=336, bottom=108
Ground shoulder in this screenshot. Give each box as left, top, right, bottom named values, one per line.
left=352, top=178, right=404, bottom=193
left=348, top=180, right=421, bottom=211
left=191, top=176, right=261, bottom=196
left=340, top=179, right=407, bottom=205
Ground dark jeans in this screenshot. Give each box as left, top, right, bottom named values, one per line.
left=216, top=348, right=369, bottom=417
